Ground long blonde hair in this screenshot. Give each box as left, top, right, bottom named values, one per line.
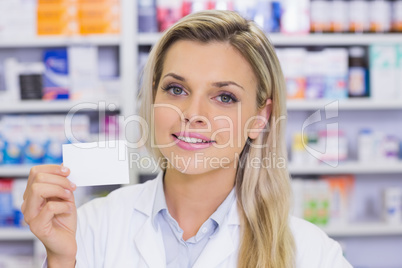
left=139, top=10, right=295, bottom=268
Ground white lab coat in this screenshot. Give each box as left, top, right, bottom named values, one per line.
left=72, top=173, right=352, bottom=268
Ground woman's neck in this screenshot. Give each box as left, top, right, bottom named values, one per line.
left=163, top=167, right=236, bottom=240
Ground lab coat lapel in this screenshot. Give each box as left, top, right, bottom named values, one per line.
left=133, top=172, right=166, bottom=268
left=193, top=222, right=236, bottom=268
left=134, top=217, right=166, bottom=268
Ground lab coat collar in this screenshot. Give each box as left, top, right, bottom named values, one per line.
left=132, top=171, right=240, bottom=226
left=132, top=171, right=241, bottom=268
left=132, top=172, right=162, bottom=217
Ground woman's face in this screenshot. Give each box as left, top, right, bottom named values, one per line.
left=153, top=40, right=268, bottom=174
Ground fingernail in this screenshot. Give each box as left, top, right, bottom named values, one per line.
left=70, top=182, right=76, bottom=189
left=61, top=166, right=69, bottom=173
left=65, top=189, right=71, bottom=195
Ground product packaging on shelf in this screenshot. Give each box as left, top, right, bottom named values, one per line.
left=370, top=45, right=397, bottom=100
left=324, top=48, right=348, bottom=99
left=157, top=0, right=183, bottom=32
left=321, top=175, right=355, bottom=225
left=0, top=121, right=4, bottom=165
left=291, top=175, right=354, bottom=226
left=138, top=0, right=158, bottom=33
left=44, top=116, right=66, bottom=164
left=348, top=0, right=369, bottom=33
left=368, top=0, right=392, bottom=33
left=0, top=178, right=28, bottom=228
left=305, top=49, right=326, bottom=99
left=37, top=0, right=77, bottom=36
left=310, top=0, right=330, bottom=33
left=2, top=116, right=25, bottom=165
left=43, top=48, right=70, bottom=100
left=280, top=0, right=310, bottom=34
left=276, top=48, right=306, bottom=99
left=0, top=179, right=13, bottom=227
left=11, top=179, right=27, bottom=227
left=77, top=0, right=121, bottom=35
left=348, top=47, right=369, bottom=98
left=68, top=45, right=100, bottom=100
left=392, top=0, right=402, bottom=32
left=23, top=116, right=48, bottom=164
left=357, top=128, right=400, bottom=163
left=329, top=0, right=348, bottom=33
left=395, top=45, right=402, bottom=99
left=0, top=114, right=91, bottom=166
left=0, top=0, right=36, bottom=39
left=233, top=0, right=257, bottom=20
left=317, top=129, right=348, bottom=164
left=3, top=58, right=21, bottom=102
left=18, top=62, right=45, bottom=100
left=383, top=187, right=402, bottom=225
left=3, top=58, right=45, bottom=101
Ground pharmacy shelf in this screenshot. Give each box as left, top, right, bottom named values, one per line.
left=0, top=35, right=121, bottom=48
left=135, top=161, right=402, bottom=177
left=138, top=33, right=402, bottom=46
left=1, top=223, right=401, bottom=240
left=0, top=228, right=35, bottom=240
left=0, top=165, right=33, bottom=177
left=0, top=99, right=120, bottom=113
left=289, top=161, right=402, bottom=175
left=287, top=99, right=402, bottom=111
left=321, top=223, right=402, bottom=237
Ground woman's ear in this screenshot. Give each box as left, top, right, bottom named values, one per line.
left=248, top=99, right=272, bottom=140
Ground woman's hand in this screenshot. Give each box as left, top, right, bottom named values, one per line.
left=21, top=164, right=77, bottom=267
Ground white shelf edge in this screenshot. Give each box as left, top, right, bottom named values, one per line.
left=320, top=223, right=402, bottom=237
left=1, top=224, right=401, bottom=240
left=0, top=165, right=33, bottom=177
left=2, top=162, right=402, bottom=178
left=268, top=33, right=402, bottom=46
left=287, top=99, right=402, bottom=110
left=289, top=161, right=402, bottom=174
left=0, top=228, right=36, bottom=240
left=138, top=33, right=402, bottom=46
left=0, top=99, right=120, bottom=113
left=0, top=35, right=121, bottom=48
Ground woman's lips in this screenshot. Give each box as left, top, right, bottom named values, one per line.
left=172, top=132, right=215, bottom=151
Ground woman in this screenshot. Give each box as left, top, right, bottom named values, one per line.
left=21, top=10, right=352, bottom=268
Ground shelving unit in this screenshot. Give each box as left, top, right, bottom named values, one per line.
left=0, top=35, right=121, bottom=48
left=0, top=99, right=120, bottom=113
left=138, top=33, right=402, bottom=46
left=287, top=99, right=402, bottom=110
left=289, top=161, right=402, bottom=175
left=1, top=3, right=402, bottom=267
left=321, top=223, right=402, bottom=237
left=1, top=223, right=400, bottom=240
left=0, top=1, right=137, bottom=266
left=0, top=228, right=35, bottom=240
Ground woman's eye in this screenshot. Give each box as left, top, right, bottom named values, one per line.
left=162, top=85, right=186, bottom=96
left=217, top=94, right=237, bottom=103
left=171, top=87, right=184, bottom=95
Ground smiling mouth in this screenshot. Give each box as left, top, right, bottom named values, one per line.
left=172, top=134, right=215, bottom=144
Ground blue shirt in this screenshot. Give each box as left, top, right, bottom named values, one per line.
left=152, top=175, right=236, bottom=268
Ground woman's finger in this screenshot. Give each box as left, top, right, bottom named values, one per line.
left=24, top=165, right=72, bottom=200
left=29, top=201, right=74, bottom=238
left=23, top=183, right=74, bottom=224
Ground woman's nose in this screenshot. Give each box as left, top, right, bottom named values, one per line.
left=182, top=98, right=208, bottom=126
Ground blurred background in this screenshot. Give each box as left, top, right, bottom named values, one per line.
left=0, top=0, right=402, bottom=267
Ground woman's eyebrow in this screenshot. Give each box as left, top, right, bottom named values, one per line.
left=163, top=72, right=244, bottom=90
left=212, top=81, right=244, bottom=91
left=163, top=73, right=186, bottom=81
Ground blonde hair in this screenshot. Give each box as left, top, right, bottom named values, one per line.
left=139, top=10, right=295, bottom=268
